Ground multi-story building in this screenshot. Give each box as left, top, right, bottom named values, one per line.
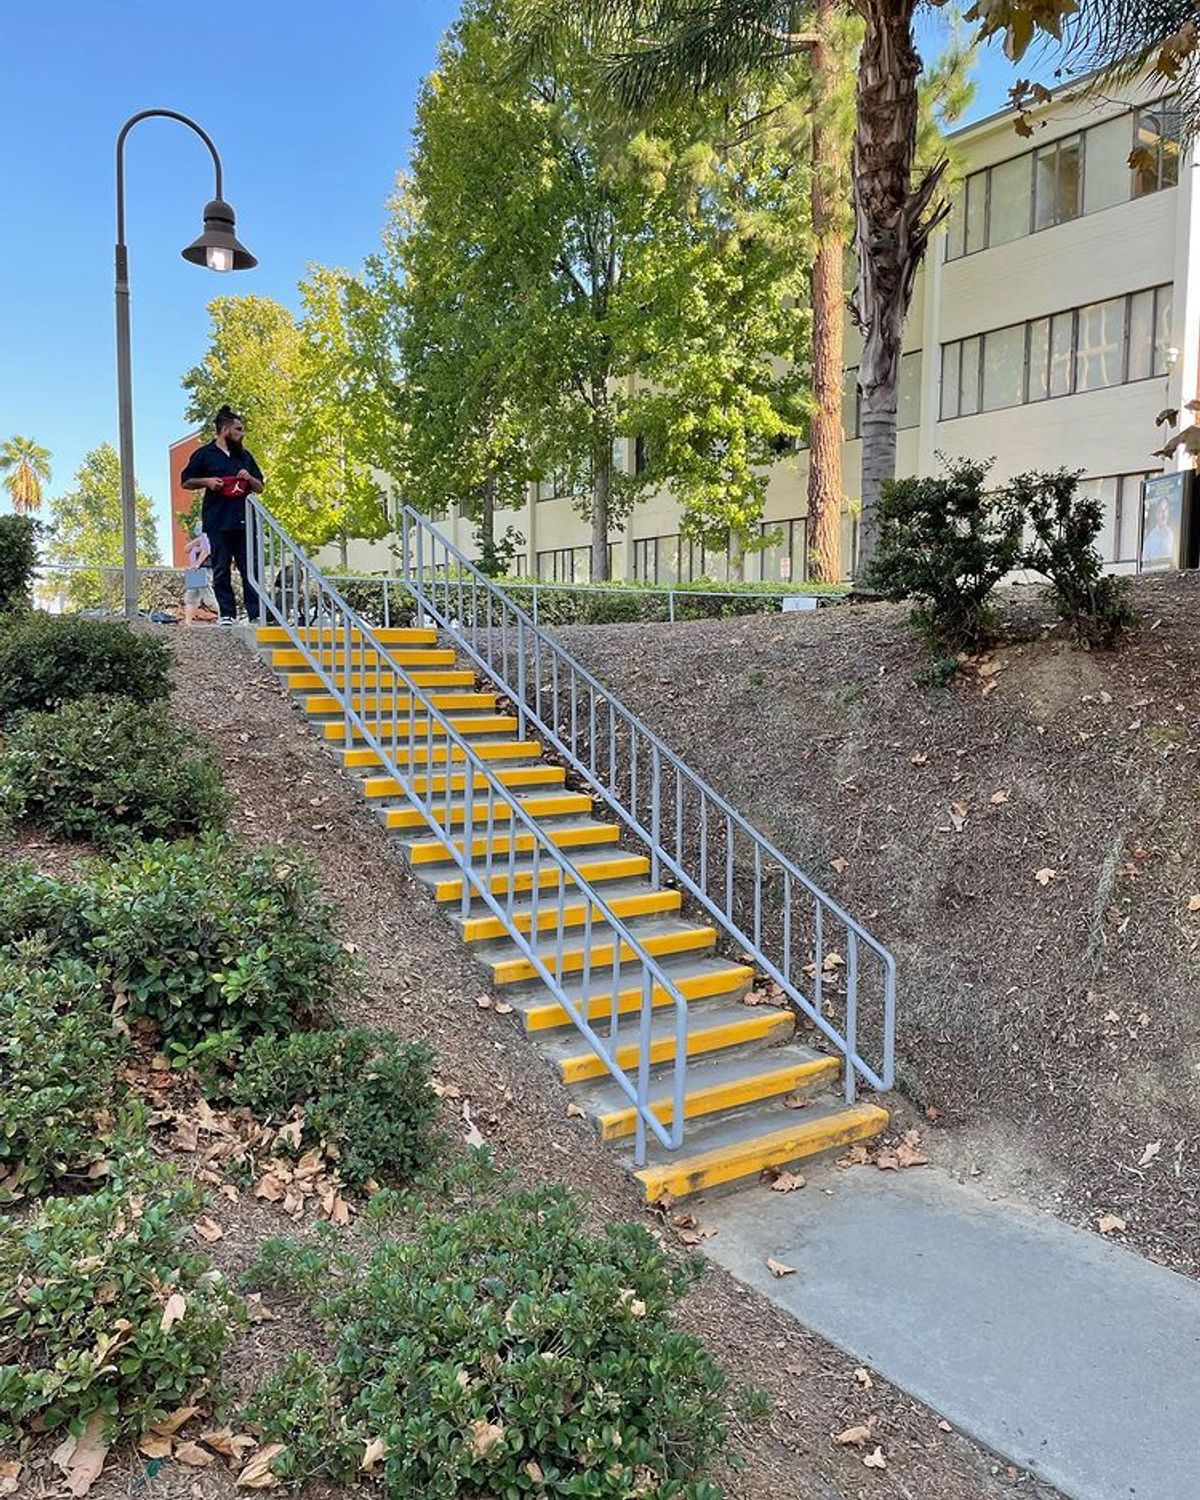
left=352, top=78, right=1185, bottom=585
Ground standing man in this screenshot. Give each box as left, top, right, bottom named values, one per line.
left=180, top=405, right=265, bottom=626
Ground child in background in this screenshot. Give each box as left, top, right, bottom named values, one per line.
left=183, top=528, right=219, bottom=625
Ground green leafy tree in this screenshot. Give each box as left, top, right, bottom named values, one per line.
left=401, top=0, right=812, bottom=580
left=46, top=444, right=159, bottom=609
left=180, top=293, right=302, bottom=490
left=0, top=437, right=51, bottom=516
left=275, top=266, right=394, bottom=563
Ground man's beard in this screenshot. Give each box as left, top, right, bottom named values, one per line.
left=227, top=435, right=245, bottom=455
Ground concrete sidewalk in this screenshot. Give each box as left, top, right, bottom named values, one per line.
left=698, top=1164, right=1200, bottom=1500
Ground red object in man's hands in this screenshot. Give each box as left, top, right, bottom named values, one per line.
left=219, top=475, right=249, bottom=498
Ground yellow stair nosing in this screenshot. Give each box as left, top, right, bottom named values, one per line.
left=432, top=854, right=651, bottom=903
left=342, top=740, right=543, bottom=769
left=384, top=792, right=593, bottom=830
left=491, top=926, right=716, bottom=986
left=462, top=888, right=681, bottom=941
left=598, top=1055, right=840, bottom=1141
left=522, top=962, right=753, bottom=1033
left=634, top=1103, right=890, bottom=1202
left=363, top=765, right=564, bottom=799
left=559, top=1008, right=792, bottom=1085
left=408, top=823, right=621, bottom=865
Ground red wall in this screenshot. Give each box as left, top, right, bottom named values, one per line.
left=168, top=432, right=204, bottom=566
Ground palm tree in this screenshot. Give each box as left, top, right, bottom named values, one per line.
left=0, top=436, right=52, bottom=516
left=518, top=0, right=1023, bottom=576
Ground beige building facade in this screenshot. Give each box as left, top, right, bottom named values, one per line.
left=339, top=79, right=1190, bottom=584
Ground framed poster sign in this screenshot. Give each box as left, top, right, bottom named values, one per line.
left=1138, top=471, right=1196, bottom=573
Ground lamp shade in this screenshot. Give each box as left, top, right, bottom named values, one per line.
left=181, top=198, right=256, bottom=272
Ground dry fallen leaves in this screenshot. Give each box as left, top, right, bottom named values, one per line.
left=769, top=1170, right=806, bottom=1193
left=1187, top=893, right=1200, bottom=913
left=1138, top=1140, right=1163, bottom=1169
left=853, top=1367, right=874, bottom=1390
left=462, top=1100, right=486, bottom=1149
left=361, top=1437, right=388, bottom=1473
left=766, top=1257, right=796, bottom=1278
left=145, top=1405, right=199, bottom=1438
left=202, top=1430, right=258, bottom=1462
left=174, top=1441, right=215, bottom=1468
left=1097, top=1213, right=1127, bottom=1235
left=55, top=1412, right=110, bottom=1497
left=194, top=1216, right=224, bottom=1243
left=863, top=1446, right=888, bottom=1470
left=238, top=1443, right=287, bottom=1489
left=137, top=1433, right=173, bottom=1461
left=1034, top=867, right=1057, bottom=886
left=468, top=1418, right=506, bottom=1460
left=0, top=1461, right=21, bottom=1498
left=949, top=802, right=969, bottom=832
left=834, top=1424, right=872, bottom=1448
left=159, top=1292, right=187, bottom=1333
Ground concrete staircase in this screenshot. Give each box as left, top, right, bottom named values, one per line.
left=259, top=623, right=889, bottom=1200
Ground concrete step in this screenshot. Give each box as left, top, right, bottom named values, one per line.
left=477, top=915, right=717, bottom=987
left=287, top=668, right=476, bottom=691
left=424, top=851, right=652, bottom=905
left=258, top=625, right=435, bottom=646
left=400, top=818, right=622, bottom=867
left=632, top=1097, right=889, bottom=1203
left=454, top=879, right=681, bottom=943
left=362, top=763, right=564, bottom=801
left=305, top=691, right=496, bottom=717
left=320, top=713, right=520, bottom=744
left=382, top=789, right=594, bottom=833
left=543, top=1000, right=795, bottom=1086
left=342, top=739, right=544, bottom=771
left=572, top=1042, right=839, bottom=1142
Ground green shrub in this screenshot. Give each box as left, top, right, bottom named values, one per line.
left=243, top=1184, right=727, bottom=1498
left=0, top=613, right=172, bottom=725
left=1004, top=468, right=1138, bottom=646
left=326, top=573, right=415, bottom=629
left=0, top=956, right=127, bottom=1199
left=0, top=516, right=39, bottom=615
left=0, top=1169, right=239, bottom=1441
left=225, top=1028, right=437, bottom=1189
left=84, top=835, right=345, bottom=1050
left=0, top=861, right=88, bottom=960
left=867, top=458, right=1023, bottom=653
left=0, top=696, right=229, bottom=848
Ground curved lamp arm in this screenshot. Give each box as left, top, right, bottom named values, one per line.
left=116, top=109, right=224, bottom=247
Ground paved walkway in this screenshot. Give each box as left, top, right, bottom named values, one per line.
left=699, top=1164, right=1200, bottom=1500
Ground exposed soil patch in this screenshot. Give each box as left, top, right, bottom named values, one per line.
left=554, top=573, right=1200, bottom=1274
left=48, top=625, right=1052, bottom=1500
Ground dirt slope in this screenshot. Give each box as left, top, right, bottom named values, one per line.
left=554, top=572, right=1200, bottom=1273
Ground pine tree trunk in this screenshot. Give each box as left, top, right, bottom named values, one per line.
left=807, top=0, right=846, bottom=584
left=852, top=0, right=948, bottom=578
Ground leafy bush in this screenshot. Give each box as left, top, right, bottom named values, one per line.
left=324, top=573, right=416, bottom=629
left=243, top=1184, right=727, bottom=1498
left=0, top=861, right=88, bottom=960
left=867, top=458, right=1022, bottom=653
left=0, top=1168, right=239, bottom=1441
left=0, top=612, right=172, bottom=725
left=1004, top=468, right=1137, bottom=646
left=225, top=1028, right=437, bottom=1189
left=0, top=515, right=39, bottom=615
left=490, top=574, right=845, bottom=628
left=0, top=956, right=127, bottom=1200
left=0, top=696, right=229, bottom=848
left=84, top=835, right=345, bottom=1050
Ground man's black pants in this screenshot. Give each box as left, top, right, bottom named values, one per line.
left=210, top=527, right=260, bottom=622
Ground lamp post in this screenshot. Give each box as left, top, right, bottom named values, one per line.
left=115, top=109, right=256, bottom=620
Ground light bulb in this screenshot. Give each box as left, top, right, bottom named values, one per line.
left=206, top=245, right=234, bottom=272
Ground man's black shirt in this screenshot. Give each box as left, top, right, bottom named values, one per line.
left=180, top=442, right=264, bottom=533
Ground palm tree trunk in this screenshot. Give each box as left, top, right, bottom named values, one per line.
left=807, top=0, right=846, bottom=584
left=852, top=0, right=948, bottom=577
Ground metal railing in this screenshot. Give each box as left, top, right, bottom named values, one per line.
left=397, top=504, right=896, bottom=1101
left=316, top=570, right=844, bottom=629
left=246, top=498, right=694, bottom=1165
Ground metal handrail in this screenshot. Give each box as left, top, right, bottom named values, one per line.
left=396, top=504, right=897, bottom=1100
left=246, top=498, right=694, bottom=1164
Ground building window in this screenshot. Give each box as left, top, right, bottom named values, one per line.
left=945, top=101, right=1178, bottom=262
left=940, top=284, right=1172, bottom=418
left=843, top=352, right=922, bottom=437
left=756, top=518, right=807, bottom=583
left=536, top=546, right=585, bottom=581
left=1133, top=102, right=1181, bottom=196
left=1078, top=472, right=1156, bottom=563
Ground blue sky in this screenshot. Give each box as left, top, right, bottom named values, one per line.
left=0, top=2, right=1052, bottom=548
